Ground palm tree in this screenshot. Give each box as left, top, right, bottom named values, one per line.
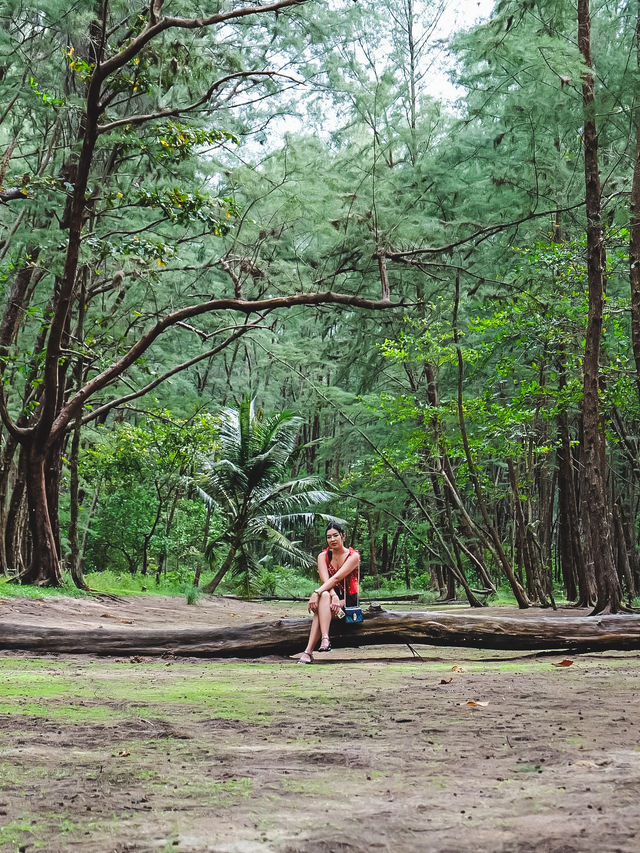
left=196, top=397, right=335, bottom=595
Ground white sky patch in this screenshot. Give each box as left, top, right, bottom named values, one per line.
left=223, top=0, right=497, bottom=159
left=428, top=0, right=495, bottom=102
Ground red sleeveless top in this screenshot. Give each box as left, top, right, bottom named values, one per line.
left=323, top=547, right=359, bottom=596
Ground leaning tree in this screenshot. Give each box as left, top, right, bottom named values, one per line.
left=0, top=0, right=398, bottom=586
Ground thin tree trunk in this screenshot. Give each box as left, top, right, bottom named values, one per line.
left=424, top=361, right=492, bottom=599
left=556, top=359, right=592, bottom=604
left=68, top=418, right=89, bottom=590
left=79, top=479, right=101, bottom=569
left=453, top=278, right=528, bottom=607
left=202, top=542, right=238, bottom=594
left=367, top=511, right=380, bottom=588
left=0, top=433, right=18, bottom=571
left=156, top=489, right=180, bottom=584
left=629, top=0, right=640, bottom=403
left=194, top=505, right=212, bottom=588
left=613, top=502, right=635, bottom=602
left=577, top=0, right=621, bottom=614
left=507, top=458, right=550, bottom=607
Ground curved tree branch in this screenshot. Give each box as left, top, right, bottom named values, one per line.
left=50, top=291, right=401, bottom=444
left=80, top=320, right=269, bottom=426
left=95, top=0, right=310, bottom=85
left=386, top=202, right=584, bottom=260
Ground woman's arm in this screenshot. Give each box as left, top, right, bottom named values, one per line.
left=308, top=552, right=331, bottom=613
left=316, top=552, right=330, bottom=585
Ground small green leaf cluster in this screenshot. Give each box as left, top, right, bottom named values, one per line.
left=115, top=122, right=239, bottom=165
left=122, top=187, right=239, bottom=236
left=64, top=46, right=94, bottom=83
left=28, top=76, right=65, bottom=107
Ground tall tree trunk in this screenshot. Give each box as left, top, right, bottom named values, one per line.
left=507, top=459, right=550, bottom=607
left=156, top=490, right=180, bottom=584
left=556, top=358, right=592, bottom=605
left=453, top=278, right=528, bottom=607
left=424, top=361, right=492, bottom=600
left=629, top=0, right=640, bottom=402
left=79, top=479, right=101, bottom=573
left=68, top=418, right=89, bottom=590
left=577, top=0, right=621, bottom=614
left=0, top=433, right=18, bottom=571
left=613, top=502, right=635, bottom=602
left=194, top=505, right=212, bottom=588
left=20, top=441, right=63, bottom=586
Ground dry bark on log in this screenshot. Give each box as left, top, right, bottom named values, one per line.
left=1, top=607, right=640, bottom=657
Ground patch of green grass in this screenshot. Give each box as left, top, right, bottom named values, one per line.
left=0, top=658, right=361, bottom=726
left=0, top=761, right=71, bottom=788
left=280, top=777, right=335, bottom=795
left=85, top=570, right=181, bottom=596
left=164, top=776, right=253, bottom=801
left=0, top=817, right=44, bottom=847
left=0, top=700, right=125, bottom=723
left=0, top=570, right=216, bottom=599
left=0, top=575, right=87, bottom=599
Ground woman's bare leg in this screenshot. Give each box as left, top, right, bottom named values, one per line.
left=297, top=592, right=332, bottom=662
left=317, top=591, right=332, bottom=648
left=303, top=612, right=321, bottom=657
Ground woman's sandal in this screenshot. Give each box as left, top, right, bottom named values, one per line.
left=316, top=637, right=332, bottom=652
left=296, top=652, right=313, bottom=664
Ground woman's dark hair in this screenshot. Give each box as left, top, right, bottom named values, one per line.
left=325, top=522, right=345, bottom=535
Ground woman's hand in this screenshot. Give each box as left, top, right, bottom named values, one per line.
left=308, top=591, right=320, bottom=613
left=329, top=590, right=342, bottom=616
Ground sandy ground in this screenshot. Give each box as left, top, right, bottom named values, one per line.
left=0, top=595, right=639, bottom=852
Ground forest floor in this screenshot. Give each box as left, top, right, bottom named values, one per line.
left=0, top=594, right=639, bottom=852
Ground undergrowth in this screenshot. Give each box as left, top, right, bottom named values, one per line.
left=0, top=569, right=538, bottom=608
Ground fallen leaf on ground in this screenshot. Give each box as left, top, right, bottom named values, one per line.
left=451, top=665, right=465, bottom=672
left=117, top=750, right=130, bottom=757
left=552, top=659, right=574, bottom=667
left=440, top=678, right=453, bottom=684
left=459, top=700, right=488, bottom=707
left=100, top=613, right=133, bottom=624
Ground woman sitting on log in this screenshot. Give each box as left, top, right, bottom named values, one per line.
left=294, top=522, right=360, bottom=664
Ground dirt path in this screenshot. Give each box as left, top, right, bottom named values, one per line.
left=0, top=596, right=638, bottom=852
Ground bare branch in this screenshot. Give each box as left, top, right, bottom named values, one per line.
left=0, top=187, right=28, bottom=204
left=386, top=202, right=584, bottom=260
left=98, top=72, right=302, bottom=134
left=95, top=0, right=310, bottom=84
left=79, top=320, right=263, bottom=425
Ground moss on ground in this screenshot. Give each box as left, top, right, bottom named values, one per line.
left=1, top=652, right=638, bottom=852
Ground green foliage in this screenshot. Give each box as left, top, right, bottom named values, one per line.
left=3, top=0, right=640, bottom=607
left=196, top=397, right=335, bottom=595
left=79, top=411, right=218, bottom=578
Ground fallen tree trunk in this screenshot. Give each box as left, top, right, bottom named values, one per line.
left=221, top=593, right=423, bottom=603
left=2, top=607, right=640, bottom=657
